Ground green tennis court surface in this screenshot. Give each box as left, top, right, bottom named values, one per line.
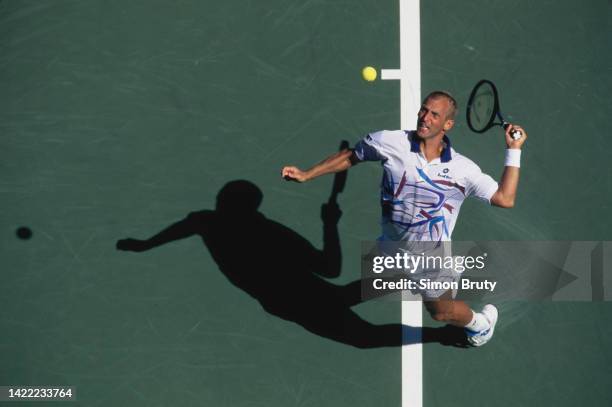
left=1, top=0, right=610, bottom=405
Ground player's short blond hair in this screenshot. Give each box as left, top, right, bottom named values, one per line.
left=424, top=91, right=458, bottom=120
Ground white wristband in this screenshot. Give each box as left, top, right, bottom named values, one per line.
left=505, top=149, right=521, bottom=168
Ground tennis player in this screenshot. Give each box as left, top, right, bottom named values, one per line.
left=281, top=91, right=527, bottom=346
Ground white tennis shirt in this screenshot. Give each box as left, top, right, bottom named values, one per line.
left=354, top=130, right=498, bottom=242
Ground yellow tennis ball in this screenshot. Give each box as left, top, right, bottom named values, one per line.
left=362, top=66, right=377, bottom=82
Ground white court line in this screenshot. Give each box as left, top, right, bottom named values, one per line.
left=381, top=69, right=401, bottom=80
left=381, top=1, right=422, bottom=407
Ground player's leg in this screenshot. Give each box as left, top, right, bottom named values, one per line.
left=423, top=290, right=472, bottom=326
left=423, top=290, right=498, bottom=347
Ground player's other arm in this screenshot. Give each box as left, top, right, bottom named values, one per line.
left=490, top=124, right=527, bottom=208
left=281, top=148, right=360, bottom=182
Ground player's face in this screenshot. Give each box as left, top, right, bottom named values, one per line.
left=416, top=97, right=454, bottom=139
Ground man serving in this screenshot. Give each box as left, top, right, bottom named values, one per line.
left=281, top=91, right=527, bottom=346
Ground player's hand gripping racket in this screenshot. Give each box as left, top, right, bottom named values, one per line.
left=466, top=79, right=523, bottom=140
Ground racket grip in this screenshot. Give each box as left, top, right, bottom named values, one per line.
left=503, top=123, right=522, bottom=140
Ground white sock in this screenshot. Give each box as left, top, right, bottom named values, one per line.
left=465, top=310, right=489, bottom=332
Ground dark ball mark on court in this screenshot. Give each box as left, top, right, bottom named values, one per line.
left=16, top=226, right=32, bottom=240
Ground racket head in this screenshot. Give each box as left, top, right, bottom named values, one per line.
left=466, top=79, right=500, bottom=133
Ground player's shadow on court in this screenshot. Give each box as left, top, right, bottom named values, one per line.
left=116, top=179, right=468, bottom=348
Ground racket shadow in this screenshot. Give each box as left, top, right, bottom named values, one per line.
left=116, top=179, right=468, bottom=349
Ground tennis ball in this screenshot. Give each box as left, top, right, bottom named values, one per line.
left=362, top=66, right=377, bottom=82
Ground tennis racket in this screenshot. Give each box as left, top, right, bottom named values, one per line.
left=466, top=79, right=522, bottom=140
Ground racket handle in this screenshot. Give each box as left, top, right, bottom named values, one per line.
left=503, top=123, right=522, bottom=140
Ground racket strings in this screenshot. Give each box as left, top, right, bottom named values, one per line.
left=468, top=85, right=496, bottom=132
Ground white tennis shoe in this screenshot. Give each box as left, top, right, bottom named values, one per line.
left=465, top=304, right=498, bottom=347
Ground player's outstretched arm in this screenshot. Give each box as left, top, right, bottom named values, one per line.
left=116, top=215, right=198, bottom=252
left=281, top=149, right=359, bottom=183
left=490, top=124, right=527, bottom=208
